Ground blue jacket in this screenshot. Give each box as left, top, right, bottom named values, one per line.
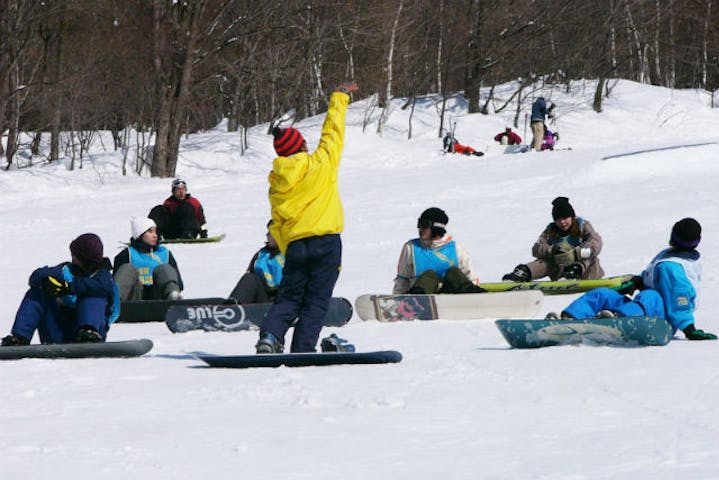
left=531, top=97, right=552, bottom=122
left=642, top=248, right=700, bottom=331
left=29, top=261, right=119, bottom=322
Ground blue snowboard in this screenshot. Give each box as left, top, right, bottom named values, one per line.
left=495, top=317, right=673, bottom=348
left=197, top=350, right=402, bottom=368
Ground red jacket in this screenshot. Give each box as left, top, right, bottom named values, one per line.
left=494, top=131, right=522, bottom=145
left=163, top=195, right=206, bottom=226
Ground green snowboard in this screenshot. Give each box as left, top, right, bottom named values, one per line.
left=479, top=274, right=635, bottom=295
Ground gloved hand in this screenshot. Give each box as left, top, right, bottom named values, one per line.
left=42, top=276, right=72, bottom=297
left=616, top=275, right=643, bottom=295
left=337, top=82, right=359, bottom=94
left=684, top=325, right=718, bottom=340
left=200, top=229, right=208, bottom=239
left=553, top=249, right=576, bottom=267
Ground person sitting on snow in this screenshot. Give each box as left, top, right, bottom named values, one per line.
left=394, top=207, right=486, bottom=294
left=113, top=217, right=184, bottom=301
left=1, top=233, right=119, bottom=346
left=229, top=220, right=284, bottom=304
left=442, top=133, right=484, bottom=157
left=502, top=197, right=604, bottom=282
left=148, top=178, right=208, bottom=239
left=544, top=218, right=716, bottom=341
left=494, top=127, right=522, bottom=145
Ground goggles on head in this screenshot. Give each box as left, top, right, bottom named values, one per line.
left=417, top=218, right=446, bottom=229
left=172, top=179, right=186, bottom=189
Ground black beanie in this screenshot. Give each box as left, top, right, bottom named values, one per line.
left=418, top=207, right=449, bottom=238
left=70, top=233, right=104, bottom=270
left=551, top=197, right=576, bottom=220
left=670, top=217, right=701, bottom=250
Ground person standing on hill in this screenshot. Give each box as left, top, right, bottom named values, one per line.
left=545, top=218, right=716, bottom=341
left=255, top=82, right=358, bottom=354
left=530, top=97, right=555, bottom=151
left=502, top=197, right=604, bottom=282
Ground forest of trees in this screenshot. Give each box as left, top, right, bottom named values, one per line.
left=0, top=0, right=717, bottom=176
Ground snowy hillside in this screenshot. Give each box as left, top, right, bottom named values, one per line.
left=1, top=80, right=718, bottom=479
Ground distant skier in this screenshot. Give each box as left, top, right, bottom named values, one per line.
left=255, top=82, right=358, bottom=354
left=394, top=207, right=486, bottom=294
left=545, top=218, right=717, bottom=341
left=530, top=97, right=555, bottom=151
left=229, top=220, right=284, bottom=304
left=442, top=133, right=484, bottom=156
left=541, top=126, right=559, bottom=151
left=494, top=127, right=522, bottom=145
left=502, top=197, right=604, bottom=282
left=1, top=233, right=118, bottom=346
left=149, top=178, right=208, bottom=239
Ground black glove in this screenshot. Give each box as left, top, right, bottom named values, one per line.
left=200, top=229, right=208, bottom=239
left=683, top=324, right=718, bottom=340
left=42, top=276, right=72, bottom=297
left=616, top=275, right=643, bottom=295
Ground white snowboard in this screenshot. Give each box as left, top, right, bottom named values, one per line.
left=354, top=291, right=543, bottom=322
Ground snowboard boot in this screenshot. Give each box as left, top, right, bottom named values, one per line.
left=562, top=263, right=584, bottom=280
left=167, top=290, right=182, bottom=301
left=1, top=333, right=30, bottom=346
left=544, top=312, right=560, bottom=320
left=76, top=326, right=103, bottom=343
left=320, top=334, right=355, bottom=353
left=256, top=332, right=284, bottom=354
left=502, top=264, right=531, bottom=282
left=596, top=310, right=616, bottom=319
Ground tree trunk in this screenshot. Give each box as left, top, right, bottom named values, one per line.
left=593, top=77, right=606, bottom=113
left=465, top=0, right=483, bottom=113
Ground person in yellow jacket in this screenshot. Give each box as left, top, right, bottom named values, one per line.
left=256, top=82, right=358, bottom=354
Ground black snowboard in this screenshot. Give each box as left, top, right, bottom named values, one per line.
left=0, top=339, right=153, bottom=360
left=197, top=350, right=402, bottom=368
left=117, top=297, right=234, bottom=323
left=165, top=297, right=354, bottom=333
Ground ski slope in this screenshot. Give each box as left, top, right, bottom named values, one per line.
left=1, top=79, right=718, bottom=479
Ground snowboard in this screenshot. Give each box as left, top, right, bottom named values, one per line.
left=160, top=233, right=226, bottom=244
left=165, top=297, right=354, bottom=333
left=495, top=317, right=673, bottom=348
left=196, top=350, right=402, bottom=368
left=479, top=274, right=635, bottom=295
left=117, top=297, right=234, bottom=323
left=355, top=291, right=543, bottom=322
left=0, top=338, right=153, bottom=360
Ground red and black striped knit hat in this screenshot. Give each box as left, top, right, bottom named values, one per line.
left=272, top=127, right=306, bottom=157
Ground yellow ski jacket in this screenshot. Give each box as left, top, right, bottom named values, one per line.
left=268, top=91, right=349, bottom=254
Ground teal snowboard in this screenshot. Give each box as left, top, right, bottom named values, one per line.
left=495, top=317, right=673, bottom=348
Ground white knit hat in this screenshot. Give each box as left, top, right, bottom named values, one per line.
left=131, top=217, right=156, bottom=240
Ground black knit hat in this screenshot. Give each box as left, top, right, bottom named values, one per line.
left=670, top=217, right=701, bottom=250
left=70, top=233, right=104, bottom=270
left=551, top=196, right=576, bottom=220
left=417, top=207, right=449, bottom=238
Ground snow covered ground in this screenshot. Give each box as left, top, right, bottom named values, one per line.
left=1, top=80, right=718, bottom=479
